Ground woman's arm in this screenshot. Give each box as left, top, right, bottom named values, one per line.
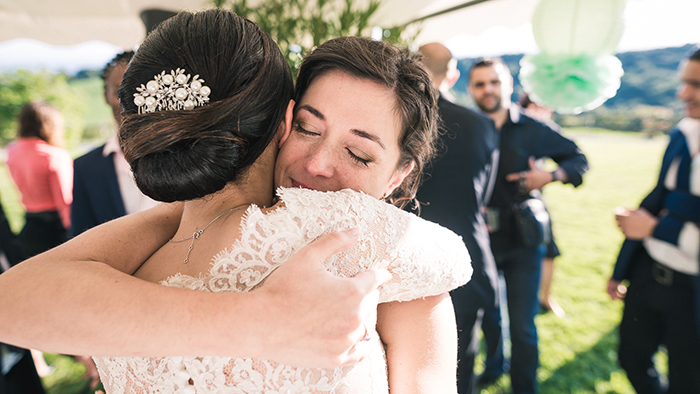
left=377, top=293, right=458, bottom=394
left=55, top=202, right=184, bottom=274
left=0, top=219, right=388, bottom=368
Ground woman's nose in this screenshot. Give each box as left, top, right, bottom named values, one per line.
left=304, top=146, right=334, bottom=178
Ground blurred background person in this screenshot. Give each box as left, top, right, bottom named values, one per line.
left=5, top=102, right=72, bottom=258
left=518, top=93, right=565, bottom=318
left=609, top=48, right=700, bottom=394
left=71, top=51, right=157, bottom=237
left=416, top=42, right=500, bottom=394
left=470, top=58, right=588, bottom=394
left=1, top=102, right=70, bottom=394
left=0, top=197, right=46, bottom=394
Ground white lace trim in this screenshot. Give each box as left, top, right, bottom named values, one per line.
left=94, top=188, right=471, bottom=393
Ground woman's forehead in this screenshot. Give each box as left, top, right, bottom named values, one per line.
left=298, top=71, right=402, bottom=146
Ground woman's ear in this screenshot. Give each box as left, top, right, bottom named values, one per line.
left=278, top=100, right=295, bottom=148
left=383, top=161, right=415, bottom=198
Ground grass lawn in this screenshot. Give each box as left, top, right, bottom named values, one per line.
left=0, top=128, right=669, bottom=394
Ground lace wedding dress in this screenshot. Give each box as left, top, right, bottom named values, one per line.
left=93, top=187, right=472, bottom=394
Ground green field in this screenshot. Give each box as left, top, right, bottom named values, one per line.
left=0, top=128, right=668, bottom=394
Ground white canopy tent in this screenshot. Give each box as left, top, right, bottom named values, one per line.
left=0, top=0, right=540, bottom=49
left=0, top=0, right=213, bottom=49
left=0, top=0, right=698, bottom=70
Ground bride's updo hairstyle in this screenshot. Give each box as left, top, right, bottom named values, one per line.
left=294, top=37, right=438, bottom=209
left=118, top=9, right=294, bottom=202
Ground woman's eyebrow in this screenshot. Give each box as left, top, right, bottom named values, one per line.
left=298, top=104, right=385, bottom=150
left=351, top=129, right=385, bottom=150
left=298, top=104, right=324, bottom=120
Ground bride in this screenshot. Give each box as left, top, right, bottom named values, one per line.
left=2, top=9, right=471, bottom=393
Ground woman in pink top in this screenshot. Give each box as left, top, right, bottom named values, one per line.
left=6, top=102, right=73, bottom=258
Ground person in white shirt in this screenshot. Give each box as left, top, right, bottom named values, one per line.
left=610, top=48, right=700, bottom=394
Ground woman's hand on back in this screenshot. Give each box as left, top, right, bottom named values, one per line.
left=255, top=228, right=391, bottom=368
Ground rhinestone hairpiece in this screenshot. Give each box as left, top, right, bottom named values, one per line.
left=133, top=68, right=211, bottom=114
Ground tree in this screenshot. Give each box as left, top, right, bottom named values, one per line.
left=215, top=0, right=413, bottom=77
left=0, top=70, right=86, bottom=147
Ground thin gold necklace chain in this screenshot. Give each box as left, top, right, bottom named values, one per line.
left=169, top=204, right=247, bottom=264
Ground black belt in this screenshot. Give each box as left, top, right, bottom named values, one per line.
left=651, top=261, right=697, bottom=289
left=24, top=210, right=62, bottom=224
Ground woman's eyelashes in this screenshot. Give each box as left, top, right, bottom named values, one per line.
left=293, top=122, right=374, bottom=167
left=346, top=148, right=372, bottom=167
left=293, top=123, right=318, bottom=136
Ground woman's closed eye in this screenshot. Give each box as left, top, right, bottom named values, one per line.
left=293, top=123, right=319, bottom=136
left=292, top=121, right=373, bottom=167
left=346, top=147, right=372, bottom=167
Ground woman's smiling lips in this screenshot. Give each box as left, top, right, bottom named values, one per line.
left=290, top=178, right=318, bottom=191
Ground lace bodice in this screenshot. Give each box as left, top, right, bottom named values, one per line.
left=94, top=188, right=472, bottom=393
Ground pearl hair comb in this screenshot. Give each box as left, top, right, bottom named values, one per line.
left=133, top=68, right=211, bottom=114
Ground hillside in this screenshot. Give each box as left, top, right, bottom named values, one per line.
left=609, top=45, right=692, bottom=110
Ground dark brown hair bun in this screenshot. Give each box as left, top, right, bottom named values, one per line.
left=117, top=9, right=293, bottom=202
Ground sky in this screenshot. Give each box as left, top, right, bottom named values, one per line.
left=446, top=0, right=700, bottom=59
left=0, top=40, right=124, bottom=74
left=0, top=0, right=698, bottom=73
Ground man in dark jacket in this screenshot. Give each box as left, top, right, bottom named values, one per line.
left=416, top=43, right=500, bottom=394
left=470, top=57, right=589, bottom=394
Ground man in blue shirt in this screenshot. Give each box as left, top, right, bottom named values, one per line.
left=469, top=58, right=588, bottom=394
left=610, top=49, right=700, bottom=394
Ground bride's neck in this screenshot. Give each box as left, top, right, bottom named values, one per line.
left=180, top=145, right=277, bottom=227
left=180, top=183, right=262, bottom=225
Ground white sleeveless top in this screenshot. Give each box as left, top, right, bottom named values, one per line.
left=93, top=187, right=472, bottom=394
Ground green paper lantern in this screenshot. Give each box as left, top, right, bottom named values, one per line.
left=532, top=0, right=626, bottom=56
left=521, top=0, right=627, bottom=113
left=520, top=53, right=624, bottom=114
